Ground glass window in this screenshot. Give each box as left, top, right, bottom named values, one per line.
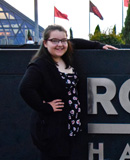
left=17, top=36, right=25, bottom=44
left=39, top=31, right=43, bottom=38
left=29, top=29, right=34, bottom=36
left=0, top=28, right=5, bottom=36
left=6, top=12, right=15, bottom=19
left=1, top=20, right=10, bottom=28
left=5, top=28, right=14, bottom=36
left=17, top=29, right=24, bottom=37
left=0, top=4, right=3, bottom=11
left=13, top=38, right=19, bottom=45
left=0, top=21, right=3, bottom=28
left=21, top=22, right=28, bottom=28
left=10, top=20, right=19, bottom=28
left=16, top=20, right=23, bottom=27
left=0, top=35, right=5, bottom=39
left=21, top=29, right=29, bottom=36
left=2, top=6, right=9, bottom=11
left=13, top=29, right=19, bottom=34
left=26, top=23, right=33, bottom=29
left=0, top=34, right=8, bottom=45
left=0, top=12, right=6, bottom=19
left=0, top=38, right=7, bottom=45
left=8, top=37, right=15, bottom=45
left=14, top=14, right=21, bottom=19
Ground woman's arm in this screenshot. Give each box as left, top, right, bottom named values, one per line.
left=19, top=64, right=53, bottom=114
left=70, top=38, right=118, bottom=50
left=102, top=44, right=118, bottom=50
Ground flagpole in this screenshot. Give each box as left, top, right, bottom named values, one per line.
left=54, top=7, right=55, bottom=24
left=122, top=0, right=124, bottom=29
left=89, top=0, right=91, bottom=37
left=53, top=0, right=55, bottom=25
left=34, top=0, right=39, bottom=44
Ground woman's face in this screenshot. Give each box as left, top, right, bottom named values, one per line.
left=44, top=30, right=68, bottom=62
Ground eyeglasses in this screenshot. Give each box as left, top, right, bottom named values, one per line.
left=47, top=38, right=68, bottom=45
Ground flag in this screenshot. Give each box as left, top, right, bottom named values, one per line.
left=90, top=1, right=103, bottom=20
left=124, top=0, right=130, bottom=7
left=54, top=7, right=69, bottom=20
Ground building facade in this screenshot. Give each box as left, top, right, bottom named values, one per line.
left=0, top=0, right=44, bottom=45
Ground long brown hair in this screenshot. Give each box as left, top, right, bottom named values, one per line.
left=31, top=25, right=74, bottom=68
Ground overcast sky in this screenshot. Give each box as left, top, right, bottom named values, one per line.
left=5, top=0, right=128, bottom=39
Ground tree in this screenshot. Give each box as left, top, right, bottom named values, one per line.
left=89, top=25, right=125, bottom=45
left=122, top=0, right=130, bottom=44
left=94, top=25, right=101, bottom=35
left=69, top=28, right=73, bottom=39
left=27, top=30, right=31, bottom=39
left=112, top=25, right=116, bottom=35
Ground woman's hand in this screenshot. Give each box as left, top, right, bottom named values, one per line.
left=103, top=44, right=118, bottom=50
left=43, top=99, right=64, bottom=112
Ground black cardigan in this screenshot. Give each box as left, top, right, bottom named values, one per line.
left=19, top=57, right=72, bottom=156
left=70, top=38, right=104, bottom=49
left=19, top=39, right=104, bottom=156
left=19, top=39, right=103, bottom=115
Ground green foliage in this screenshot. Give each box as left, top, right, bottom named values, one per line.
left=94, top=25, right=101, bottom=35
left=112, top=25, right=116, bottom=35
left=27, top=30, right=31, bottom=39
left=122, top=0, right=130, bottom=44
left=69, top=28, right=73, bottom=39
left=90, top=25, right=125, bottom=45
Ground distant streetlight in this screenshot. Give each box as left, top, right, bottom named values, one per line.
left=34, top=0, right=39, bottom=44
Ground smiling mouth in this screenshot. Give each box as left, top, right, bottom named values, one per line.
left=56, top=48, right=64, bottom=50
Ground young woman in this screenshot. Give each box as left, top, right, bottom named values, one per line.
left=19, top=25, right=117, bottom=160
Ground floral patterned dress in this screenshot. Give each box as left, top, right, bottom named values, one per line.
left=59, top=70, right=82, bottom=136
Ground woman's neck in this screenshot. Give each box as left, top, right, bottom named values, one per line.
left=56, top=58, right=73, bottom=74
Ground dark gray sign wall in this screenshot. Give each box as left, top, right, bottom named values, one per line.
left=0, top=50, right=40, bottom=160
left=74, top=50, right=130, bottom=160
left=1, top=49, right=130, bottom=160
